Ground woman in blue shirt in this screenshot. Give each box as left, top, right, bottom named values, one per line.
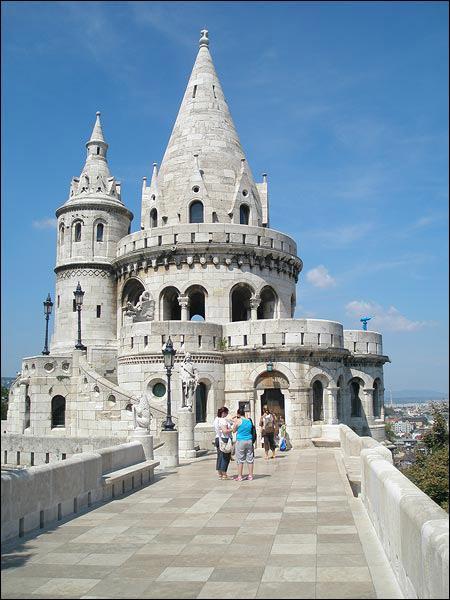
left=232, top=408, right=255, bottom=481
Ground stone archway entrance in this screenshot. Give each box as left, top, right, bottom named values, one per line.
left=254, top=371, right=289, bottom=427
left=260, top=388, right=285, bottom=422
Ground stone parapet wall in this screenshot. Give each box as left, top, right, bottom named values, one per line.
left=116, top=223, right=298, bottom=257
left=340, top=424, right=449, bottom=599
left=1, top=433, right=127, bottom=467
left=344, top=330, right=383, bottom=356
left=1, top=441, right=150, bottom=543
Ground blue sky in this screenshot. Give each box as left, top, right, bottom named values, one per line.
left=1, top=1, right=448, bottom=392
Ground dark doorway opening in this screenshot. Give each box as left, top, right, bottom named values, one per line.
left=260, top=388, right=285, bottom=422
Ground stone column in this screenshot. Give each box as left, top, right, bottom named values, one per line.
left=292, top=388, right=313, bottom=447
left=363, top=388, right=375, bottom=422
left=250, top=296, right=261, bottom=321
left=159, top=430, right=179, bottom=468
left=326, top=387, right=339, bottom=424
left=178, top=295, right=190, bottom=322
left=178, top=407, right=196, bottom=459
left=380, top=388, right=385, bottom=420
left=130, top=429, right=154, bottom=460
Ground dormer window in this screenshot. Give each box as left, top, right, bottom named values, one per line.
left=96, top=147, right=100, bottom=155
left=150, top=208, right=158, bottom=228
left=239, top=204, right=250, bottom=225
left=189, top=201, right=204, bottom=223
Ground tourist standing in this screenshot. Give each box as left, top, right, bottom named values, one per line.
left=260, top=405, right=277, bottom=459
left=232, top=408, right=255, bottom=481
left=213, top=407, right=232, bottom=480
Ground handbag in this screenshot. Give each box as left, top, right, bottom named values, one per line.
left=219, top=437, right=233, bottom=454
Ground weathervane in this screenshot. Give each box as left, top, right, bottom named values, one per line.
left=360, top=316, right=372, bottom=331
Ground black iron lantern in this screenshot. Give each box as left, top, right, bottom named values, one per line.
left=74, top=282, right=86, bottom=350
left=42, top=293, right=53, bottom=355
left=162, top=337, right=176, bottom=431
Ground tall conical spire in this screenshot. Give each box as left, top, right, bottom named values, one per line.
left=88, top=111, right=107, bottom=145
left=154, top=30, right=263, bottom=226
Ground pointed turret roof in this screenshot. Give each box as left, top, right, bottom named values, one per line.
left=66, top=112, right=124, bottom=203
left=155, top=30, right=262, bottom=225
left=88, top=111, right=107, bottom=145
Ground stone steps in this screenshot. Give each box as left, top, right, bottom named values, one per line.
left=311, top=438, right=340, bottom=448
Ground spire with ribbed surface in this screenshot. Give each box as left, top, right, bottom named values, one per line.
left=154, top=30, right=263, bottom=226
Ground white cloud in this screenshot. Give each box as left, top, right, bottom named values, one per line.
left=32, top=218, right=57, bottom=230
left=306, top=265, right=336, bottom=289
left=345, top=300, right=430, bottom=332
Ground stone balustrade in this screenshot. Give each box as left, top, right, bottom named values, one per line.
left=339, top=424, right=449, bottom=599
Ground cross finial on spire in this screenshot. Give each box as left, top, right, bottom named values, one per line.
left=199, top=29, right=209, bottom=48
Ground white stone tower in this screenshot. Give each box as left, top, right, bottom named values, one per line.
left=51, top=113, right=133, bottom=367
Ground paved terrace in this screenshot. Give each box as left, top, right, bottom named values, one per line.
left=1, top=448, right=402, bottom=599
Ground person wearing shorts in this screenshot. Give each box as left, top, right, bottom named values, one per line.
left=232, top=408, right=254, bottom=481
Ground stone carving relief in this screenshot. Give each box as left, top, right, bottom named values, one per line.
left=124, top=291, right=155, bottom=322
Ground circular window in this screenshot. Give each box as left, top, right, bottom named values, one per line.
left=192, top=185, right=200, bottom=193
left=107, top=395, right=116, bottom=408
left=152, top=382, right=166, bottom=397
left=93, top=386, right=100, bottom=397
left=242, top=189, right=249, bottom=197
left=62, top=362, right=70, bottom=372
left=125, top=403, right=133, bottom=412
left=44, top=362, right=55, bottom=373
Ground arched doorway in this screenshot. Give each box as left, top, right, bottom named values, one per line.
left=255, top=371, right=289, bottom=424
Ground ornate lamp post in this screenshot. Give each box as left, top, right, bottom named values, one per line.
left=74, top=282, right=87, bottom=350
left=42, top=293, right=53, bottom=355
left=162, top=337, right=176, bottom=431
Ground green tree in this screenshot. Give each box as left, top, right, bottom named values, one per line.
left=385, top=421, right=396, bottom=442
left=402, top=403, right=449, bottom=511
left=1, top=386, right=9, bottom=420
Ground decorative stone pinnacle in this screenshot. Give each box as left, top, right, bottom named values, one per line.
left=199, top=29, right=209, bottom=48
left=96, top=111, right=101, bottom=117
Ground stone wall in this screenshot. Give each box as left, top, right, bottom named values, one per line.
left=340, top=424, right=449, bottom=599
left=1, top=441, right=153, bottom=543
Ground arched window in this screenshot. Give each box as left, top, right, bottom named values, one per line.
left=59, top=224, right=65, bottom=246
left=186, top=285, right=207, bottom=321
left=257, top=286, right=277, bottom=319
left=350, top=381, right=362, bottom=417
left=160, top=286, right=181, bottom=320
left=74, top=222, right=82, bottom=242
left=96, top=223, right=104, bottom=242
left=189, top=201, right=204, bottom=224
left=337, top=376, right=343, bottom=421
left=51, top=395, right=66, bottom=428
left=373, top=380, right=381, bottom=418
left=239, top=204, right=250, bottom=225
left=230, top=284, right=253, bottom=322
left=195, top=383, right=207, bottom=424
left=312, top=381, right=324, bottom=421
left=25, top=396, right=31, bottom=429
left=150, top=208, right=158, bottom=228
